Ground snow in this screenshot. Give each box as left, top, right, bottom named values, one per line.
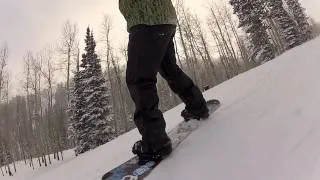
left=2, top=36, right=320, bottom=180
left=1, top=150, right=75, bottom=180
left=148, top=37, right=320, bottom=180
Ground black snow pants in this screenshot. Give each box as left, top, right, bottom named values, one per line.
left=126, top=24, right=207, bottom=150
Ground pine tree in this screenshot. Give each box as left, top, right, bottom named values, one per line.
left=230, top=0, right=275, bottom=64
left=265, top=0, right=302, bottom=49
left=68, top=70, right=83, bottom=152
left=285, top=0, right=312, bottom=42
left=72, top=27, right=114, bottom=155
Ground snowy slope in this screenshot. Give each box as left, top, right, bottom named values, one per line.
left=148, top=37, right=320, bottom=180
left=3, top=36, right=320, bottom=180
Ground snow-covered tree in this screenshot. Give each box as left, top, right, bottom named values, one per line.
left=265, top=0, right=301, bottom=49
left=69, top=69, right=84, bottom=154
left=230, top=0, right=275, bottom=64
left=71, top=27, right=114, bottom=155
left=68, top=57, right=82, bottom=148
left=285, top=0, right=312, bottom=42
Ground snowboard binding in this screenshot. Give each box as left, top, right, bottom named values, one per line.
left=132, top=140, right=173, bottom=165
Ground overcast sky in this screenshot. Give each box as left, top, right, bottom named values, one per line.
left=0, top=0, right=319, bottom=95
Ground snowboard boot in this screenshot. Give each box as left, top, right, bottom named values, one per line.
left=132, top=139, right=173, bottom=165
left=181, top=106, right=209, bottom=121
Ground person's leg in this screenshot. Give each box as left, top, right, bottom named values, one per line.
left=159, top=38, right=208, bottom=117
left=126, top=25, right=175, bottom=151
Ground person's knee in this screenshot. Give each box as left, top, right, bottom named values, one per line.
left=160, top=64, right=180, bottom=81
left=137, top=79, right=157, bottom=90
left=126, top=76, right=157, bottom=92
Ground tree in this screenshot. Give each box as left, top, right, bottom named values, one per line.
left=265, top=0, right=302, bottom=49
left=101, top=15, right=125, bottom=134
left=22, top=51, right=36, bottom=169
left=37, top=46, right=66, bottom=160
left=52, top=83, right=68, bottom=159
left=208, top=3, right=241, bottom=78
left=59, top=21, right=78, bottom=103
left=0, top=43, right=9, bottom=100
left=175, top=0, right=197, bottom=83
left=69, top=54, right=84, bottom=154
left=230, top=0, right=275, bottom=64
left=72, top=28, right=114, bottom=155
left=285, top=0, right=312, bottom=42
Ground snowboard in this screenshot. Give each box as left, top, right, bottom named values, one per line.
left=101, top=99, right=221, bottom=180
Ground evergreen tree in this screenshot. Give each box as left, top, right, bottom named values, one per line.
left=230, top=0, right=275, bottom=64
left=70, top=70, right=85, bottom=155
left=71, top=27, right=114, bottom=155
left=68, top=67, right=83, bottom=151
left=285, top=0, right=312, bottom=42
left=265, top=0, right=302, bottom=49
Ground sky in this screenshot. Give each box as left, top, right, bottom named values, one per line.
left=0, top=0, right=319, bottom=95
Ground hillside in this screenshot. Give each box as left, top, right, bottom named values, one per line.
left=3, top=36, right=320, bottom=180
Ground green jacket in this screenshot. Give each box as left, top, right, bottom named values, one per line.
left=119, top=0, right=177, bottom=31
